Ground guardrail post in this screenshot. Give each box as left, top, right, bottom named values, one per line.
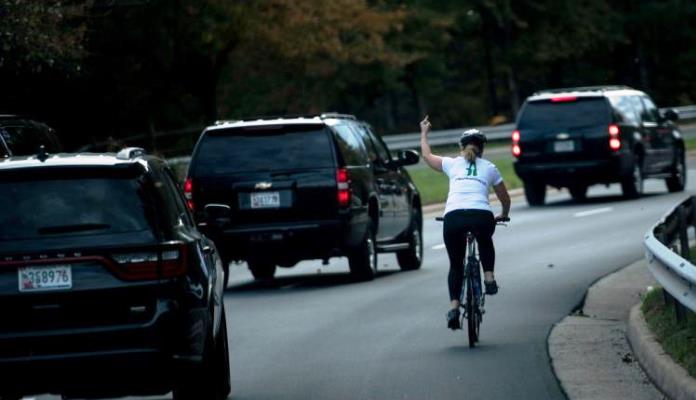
left=675, top=301, right=687, bottom=324
left=663, top=289, right=674, bottom=307
left=679, top=206, right=690, bottom=259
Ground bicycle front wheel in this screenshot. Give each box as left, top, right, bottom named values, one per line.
left=466, top=278, right=480, bottom=348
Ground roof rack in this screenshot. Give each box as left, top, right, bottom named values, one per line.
left=533, top=85, right=634, bottom=96
left=116, top=147, right=146, bottom=160
left=212, top=113, right=357, bottom=124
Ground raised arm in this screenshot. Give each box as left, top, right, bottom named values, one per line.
left=420, top=115, right=443, bottom=172
left=493, top=182, right=511, bottom=221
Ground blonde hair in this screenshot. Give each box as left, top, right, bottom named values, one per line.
left=462, top=144, right=479, bottom=162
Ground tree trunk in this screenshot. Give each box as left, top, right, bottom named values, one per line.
left=506, top=67, right=520, bottom=118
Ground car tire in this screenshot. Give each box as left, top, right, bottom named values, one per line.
left=248, top=261, right=276, bottom=281
left=397, top=209, right=423, bottom=271
left=524, top=181, right=546, bottom=206
left=348, top=222, right=377, bottom=281
left=621, top=161, right=643, bottom=199
left=173, top=310, right=231, bottom=400
left=568, top=185, right=588, bottom=202
left=666, top=151, right=686, bottom=192
left=221, top=257, right=231, bottom=289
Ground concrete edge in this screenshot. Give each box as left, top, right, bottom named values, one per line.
left=627, top=304, right=696, bottom=400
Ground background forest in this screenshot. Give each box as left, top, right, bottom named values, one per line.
left=1, top=0, right=695, bottom=153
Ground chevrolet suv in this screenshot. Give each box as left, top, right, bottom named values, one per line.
left=512, top=86, right=684, bottom=205
left=0, top=148, right=230, bottom=400
left=186, top=113, right=423, bottom=282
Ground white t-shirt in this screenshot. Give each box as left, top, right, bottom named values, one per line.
left=441, top=156, right=503, bottom=215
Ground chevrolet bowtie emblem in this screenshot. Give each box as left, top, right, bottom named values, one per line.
left=255, top=182, right=273, bottom=190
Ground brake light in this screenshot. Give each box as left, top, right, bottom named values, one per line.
left=608, top=124, right=621, bottom=151
left=511, top=129, right=521, bottom=157
left=111, top=242, right=188, bottom=280
left=551, top=96, right=577, bottom=103
left=184, top=177, right=194, bottom=211
left=337, top=168, right=351, bottom=207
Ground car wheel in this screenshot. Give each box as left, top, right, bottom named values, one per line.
left=524, top=181, right=546, bottom=206
left=568, top=185, right=588, bottom=202
left=397, top=209, right=423, bottom=271
left=173, top=309, right=231, bottom=400
left=666, top=152, right=686, bottom=192
left=348, top=222, right=377, bottom=281
left=248, top=261, right=276, bottom=281
left=621, top=162, right=643, bottom=199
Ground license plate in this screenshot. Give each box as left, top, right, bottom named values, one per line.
left=250, top=191, right=280, bottom=209
left=18, top=265, right=73, bottom=292
left=554, top=140, right=575, bottom=152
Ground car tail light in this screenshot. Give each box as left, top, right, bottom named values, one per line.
left=184, top=177, right=194, bottom=211
left=551, top=96, right=577, bottom=103
left=608, top=124, right=621, bottom=151
left=337, top=168, right=351, bottom=207
left=511, top=129, right=521, bottom=157
left=111, top=242, right=188, bottom=280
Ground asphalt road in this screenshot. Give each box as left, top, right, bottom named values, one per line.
left=216, top=170, right=693, bottom=400
left=34, top=168, right=695, bottom=400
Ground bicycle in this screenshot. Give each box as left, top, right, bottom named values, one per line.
left=436, top=216, right=509, bottom=347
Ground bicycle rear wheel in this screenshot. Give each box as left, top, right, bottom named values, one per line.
left=466, top=278, right=480, bottom=348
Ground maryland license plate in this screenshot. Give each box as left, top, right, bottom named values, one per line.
left=250, top=191, right=280, bottom=209
left=553, top=140, right=575, bottom=152
left=18, top=265, right=73, bottom=292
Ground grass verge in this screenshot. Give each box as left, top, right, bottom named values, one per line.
left=407, top=155, right=522, bottom=206
left=642, top=288, right=696, bottom=378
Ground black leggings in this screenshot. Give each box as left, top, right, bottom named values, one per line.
left=443, top=209, right=496, bottom=302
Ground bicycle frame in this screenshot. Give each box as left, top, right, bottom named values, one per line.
left=461, top=231, right=484, bottom=347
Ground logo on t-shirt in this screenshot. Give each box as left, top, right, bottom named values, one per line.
left=466, top=162, right=477, bottom=177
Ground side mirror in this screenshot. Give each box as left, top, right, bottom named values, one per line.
left=204, top=204, right=231, bottom=228
left=663, top=109, right=679, bottom=122
left=397, top=149, right=420, bottom=166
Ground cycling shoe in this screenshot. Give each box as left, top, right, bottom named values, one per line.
left=484, top=280, right=499, bottom=295
left=446, top=309, right=461, bottom=330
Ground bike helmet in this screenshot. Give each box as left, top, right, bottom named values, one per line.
left=459, top=129, right=487, bottom=154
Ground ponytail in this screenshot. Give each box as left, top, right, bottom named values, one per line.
left=463, top=144, right=479, bottom=162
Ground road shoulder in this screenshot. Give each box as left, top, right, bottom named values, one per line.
left=548, top=260, right=665, bottom=400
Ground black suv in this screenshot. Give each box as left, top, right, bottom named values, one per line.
left=186, top=113, right=422, bottom=282
left=512, top=86, right=685, bottom=205
left=0, top=115, right=62, bottom=157
left=0, top=149, right=230, bottom=400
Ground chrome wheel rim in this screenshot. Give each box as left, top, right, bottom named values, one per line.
left=413, top=228, right=422, bottom=263
left=634, top=165, right=643, bottom=193
left=367, top=236, right=376, bottom=271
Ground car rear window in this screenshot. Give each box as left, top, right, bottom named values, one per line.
left=518, top=98, right=610, bottom=130
left=0, top=173, right=154, bottom=241
left=192, top=125, right=335, bottom=175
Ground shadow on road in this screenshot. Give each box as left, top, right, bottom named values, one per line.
left=226, top=270, right=402, bottom=292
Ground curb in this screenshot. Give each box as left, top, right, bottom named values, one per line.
left=627, top=304, right=696, bottom=400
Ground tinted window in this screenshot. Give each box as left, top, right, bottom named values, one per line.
left=641, top=97, right=660, bottom=123
left=0, top=175, right=154, bottom=241
left=608, top=95, right=640, bottom=125
left=193, top=125, right=335, bottom=175
left=518, top=98, right=610, bottom=130
left=365, top=126, right=391, bottom=162
left=333, top=124, right=368, bottom=166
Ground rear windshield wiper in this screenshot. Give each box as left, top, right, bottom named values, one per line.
left=38, top=223, right=111, bottom=235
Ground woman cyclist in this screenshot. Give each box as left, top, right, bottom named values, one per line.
left=420, top=115, right=511, bottom=330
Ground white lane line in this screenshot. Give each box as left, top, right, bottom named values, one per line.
left=574, top=207, right=613, bottom=218
left=432, top=244, right=446, bottom=250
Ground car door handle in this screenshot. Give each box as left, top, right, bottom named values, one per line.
left=202, top=245, right=213, bottom=253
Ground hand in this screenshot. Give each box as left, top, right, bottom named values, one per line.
left=420, top=115, right=431, bottom=136
left=495, top=215, right=510, bottom=222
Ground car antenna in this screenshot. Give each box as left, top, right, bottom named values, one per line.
left=37, top=145, right=48, bottom=162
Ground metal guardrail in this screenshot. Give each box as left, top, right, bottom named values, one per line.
left=385, top=105, right=696, bottom=151
left=644, top=196, right=696, bottom=321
